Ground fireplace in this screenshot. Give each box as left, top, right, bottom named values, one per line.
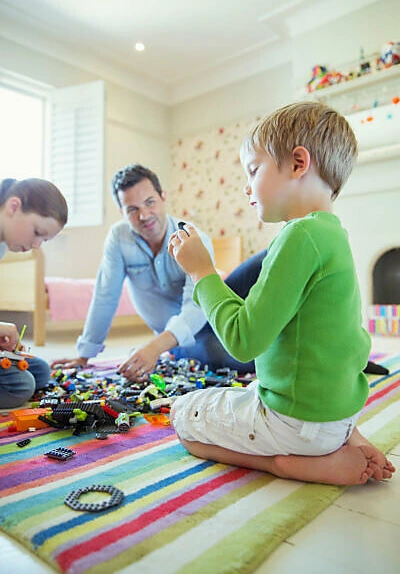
left=373, top=248, right=400, bottom=304
left=333, top=119, right=400, bottom=338
left=305, top=66, right=400, bottom=338
left=367, top=248, right=400, bottom=336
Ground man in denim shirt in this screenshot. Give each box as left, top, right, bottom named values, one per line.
left=51, top=164, right=219, bottom=380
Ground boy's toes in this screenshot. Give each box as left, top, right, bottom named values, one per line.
left=382, top=470, right=393, bottom=479
left=385, top=459, right=396, bottom=473
left=371, top=465, right=384, bottom=481
left=358, top=446, right=395, bottom=481
left=361, top=464, right=375, bottom=483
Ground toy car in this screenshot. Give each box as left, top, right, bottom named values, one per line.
left=0, top=349, right=34, bottom=370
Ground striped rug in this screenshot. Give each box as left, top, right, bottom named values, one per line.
left=1, top=354, right=400, bottom=574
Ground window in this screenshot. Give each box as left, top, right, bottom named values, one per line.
left=0, top=73, right=45, bottom=180
left=49, top=81, right=105, bottom=227
left=0, top=69, right=105, bottom=227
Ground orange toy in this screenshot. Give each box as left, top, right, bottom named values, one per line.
left=0, top=357, right=12, bottom=369
left=10, top=408, right=51, bottom=431
left=143, top=413, right=170, bottom=426
left=0, top=349, right=33, bottom=371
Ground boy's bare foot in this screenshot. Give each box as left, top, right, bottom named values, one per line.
left=347, top=427, right=395, bottom=480
left=272, top=444, right=384, bottom=485
left=273, top=428, right=395, bottom=485
left=179, top=436, right=394, bottom=486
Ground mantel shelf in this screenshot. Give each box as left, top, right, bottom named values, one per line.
left=357, top=143, right=400, bottom=165
left=297, top=64, right=400, bottom=101
left=295, top=65, right=400, bottom=166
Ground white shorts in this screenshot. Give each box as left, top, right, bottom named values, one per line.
left=170, top=381, right=360, bottom=456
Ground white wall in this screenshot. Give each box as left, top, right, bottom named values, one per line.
left=292, top=0, right=400, bottom=91
left=170, top=63, right=293, bottom=138
left=170, top=0, right=400, bottom=139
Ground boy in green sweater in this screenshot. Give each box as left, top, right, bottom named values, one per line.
left=168, top=101, right=395, bottom=486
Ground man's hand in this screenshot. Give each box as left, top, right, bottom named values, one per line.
left=118, top=331, right=178, bottom=381
left=118, top=344, right=160, bottom=382
left=168, top=225, right=216, bottom=284
left=49, top=357, right=89, bottom=369
left=0, top=322, right=19, bottom=352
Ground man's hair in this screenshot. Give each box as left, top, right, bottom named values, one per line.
left=245, top=101, right=358, bottom=199
left=111, top=164, right=163, bottom=208
left=0, top=178, right=68, bottom=226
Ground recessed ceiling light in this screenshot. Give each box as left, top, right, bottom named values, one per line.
left=135, top=42, right=145, bottom=52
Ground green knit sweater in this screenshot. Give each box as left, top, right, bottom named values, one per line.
left=194, top=212, right=370, bottom=422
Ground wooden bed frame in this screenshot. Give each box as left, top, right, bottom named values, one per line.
left=0, top=236, right=242, bottom=346
left=0, top=249, right=47, bottom=345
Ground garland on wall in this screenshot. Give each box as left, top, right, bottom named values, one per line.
left=169, top=117, right=282, bottom=260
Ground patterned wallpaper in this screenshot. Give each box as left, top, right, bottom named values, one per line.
left=169, top=116, right=283, bottom=260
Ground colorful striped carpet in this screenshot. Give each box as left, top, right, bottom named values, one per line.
left=1, top=354, right=400, bottom=574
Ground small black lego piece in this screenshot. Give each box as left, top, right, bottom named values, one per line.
left=44, top=447, right=76, bottom=460
left=177, top=221, right=189, bottom=236
left=364, top=361, right=390, bottom=376
left=16, top=438, right=31, bottom=448
left=38, top=415, right=65, bottom=429
left=64, top=484, right=124, bottom=512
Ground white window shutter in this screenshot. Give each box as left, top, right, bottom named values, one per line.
left=49, top=81, right=105, bottom=227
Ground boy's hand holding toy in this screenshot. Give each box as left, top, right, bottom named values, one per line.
left=168, top=223, right=216, bottom=284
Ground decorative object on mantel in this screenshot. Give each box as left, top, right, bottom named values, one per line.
left=306, top=64, right=347, bottom=92
left=306, top=42, right=400, bottom=95
left=380, top=41, right=400, bottom=67
left=301, top=42, right=400, bottom=121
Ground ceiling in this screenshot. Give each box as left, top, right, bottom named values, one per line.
left=0, top=0, right=377, bottom=104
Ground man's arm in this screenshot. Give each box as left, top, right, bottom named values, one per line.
left=50, top=226, right=126, bottom=368
left=118, top=224, right=214, bottom=381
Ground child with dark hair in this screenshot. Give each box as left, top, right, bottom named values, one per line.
left=0, top=178, right=68, bottom=408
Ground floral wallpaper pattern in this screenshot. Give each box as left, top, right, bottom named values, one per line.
left=169, top=116, right=282, bottom=260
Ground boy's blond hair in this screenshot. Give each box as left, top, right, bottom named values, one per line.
left=247, top=101, right=358, bottom=198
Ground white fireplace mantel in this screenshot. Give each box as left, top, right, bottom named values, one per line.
left=358, top=143, right=400, bottom=164
left=298, top=64, right=400, bottom=105
left=334, top=142, right=400, bottom=332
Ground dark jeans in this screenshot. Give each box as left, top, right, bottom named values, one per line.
left=0, top=355, right=50, bottom=409
left=173, top=249, right=267, bottom=373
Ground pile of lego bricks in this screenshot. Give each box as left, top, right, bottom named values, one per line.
left=11, top=356, right=255, bottom=436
